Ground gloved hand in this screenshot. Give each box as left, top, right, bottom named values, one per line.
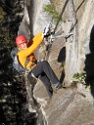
left=42, top=26, right=49, bottom=38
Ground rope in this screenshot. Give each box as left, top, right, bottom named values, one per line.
left=53, top=0, right=70, bottom=34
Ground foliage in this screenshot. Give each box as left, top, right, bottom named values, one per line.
left=59, top=61, right=65, bottom=68
left=0, top=29, right=15, bottom=84
left=43, top=4, right=63, bottom=23
left=0, top=7, right=6, bottom=23
left=73, top=72, right=85, bottom=79
left=72, top=72, right=86, bottom=85
left=71, top=73, right=92, bottom=89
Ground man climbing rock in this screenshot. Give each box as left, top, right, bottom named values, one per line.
left=15, top=29, right=62, bottom=98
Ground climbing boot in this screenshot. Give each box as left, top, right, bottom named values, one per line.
left=54, top=82, right=62, bottom=89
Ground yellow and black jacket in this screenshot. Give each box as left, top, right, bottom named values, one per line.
left=17, top=32, right=43, bottom=70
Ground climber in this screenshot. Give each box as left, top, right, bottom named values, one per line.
left=15, top=28, right=62, bottom=98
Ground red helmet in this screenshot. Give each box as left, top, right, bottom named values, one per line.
left=16, top=35, right=27, bottom=46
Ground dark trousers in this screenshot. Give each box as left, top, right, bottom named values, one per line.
left=29, top=61, right=59, bottom=97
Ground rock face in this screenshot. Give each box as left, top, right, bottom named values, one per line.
left=50, top=0, right=94, bottom=86
left=34, top=85, right=94, bottom=125
left=18, top=0, right=94, bottom=125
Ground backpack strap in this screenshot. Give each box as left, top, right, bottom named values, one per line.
left=24, top=57, right=30, bottom=69
left=11, top=47, right=19, bottom=59
left=17, top=55, right=26, bottom=71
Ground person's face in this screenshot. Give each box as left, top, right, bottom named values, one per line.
left=19, top=42, right=28, bottom=50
